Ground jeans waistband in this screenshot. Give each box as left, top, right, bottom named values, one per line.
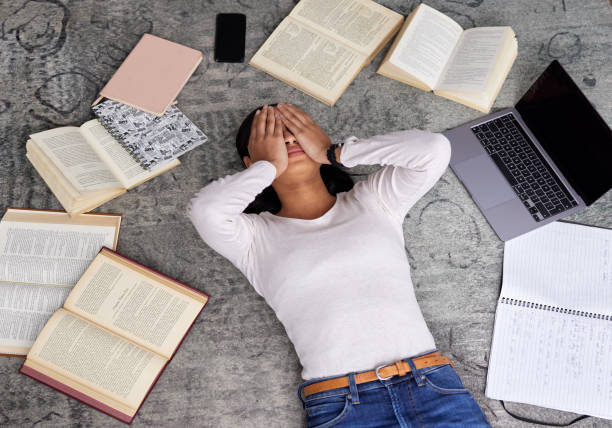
left=297, top=349, right=443, bottom=405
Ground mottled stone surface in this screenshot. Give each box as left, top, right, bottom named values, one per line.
left=0, top=0, right=611, bottom=426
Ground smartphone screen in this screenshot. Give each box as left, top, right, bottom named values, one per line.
left=214, top=13, right=246, bottom=63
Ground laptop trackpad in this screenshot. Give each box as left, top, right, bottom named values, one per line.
left=454, top=155, right=516, bottom=209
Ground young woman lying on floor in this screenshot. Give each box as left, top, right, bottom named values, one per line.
left=188, top=103, right=489, bottom=427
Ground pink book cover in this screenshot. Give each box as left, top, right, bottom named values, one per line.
left=94, top=33, right=203, bottom=116
left=20, top=247, right=210, bottom=424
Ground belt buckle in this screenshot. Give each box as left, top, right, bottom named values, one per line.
left=375, top=365, right=393, bottom=382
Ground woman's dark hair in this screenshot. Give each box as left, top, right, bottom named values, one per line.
left=236, top=104, right=354, bottom=214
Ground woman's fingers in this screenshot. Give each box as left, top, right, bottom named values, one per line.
left=274, top=113, right=283, bottom=137
left=256, top=106, right=268, bottom=140
left=280, top=103, right=311, bottom=124
left=249, top=109, right=260, bottom=142
left=278, top=113, right=296, bottom=133
left=266, top=106, right=275, bottom=135
left=277, top=103, right=306, bottom=127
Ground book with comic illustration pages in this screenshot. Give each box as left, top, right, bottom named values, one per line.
left=20, top=247, right=209, bottom=424
left=26, top=120, right=180, bottom=215
left=92, top=100, right=208, bottom=170
left=377, top=3, right=517, bottom=113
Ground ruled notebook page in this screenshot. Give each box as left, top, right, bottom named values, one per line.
left=486, top=222, right=612, bottom=420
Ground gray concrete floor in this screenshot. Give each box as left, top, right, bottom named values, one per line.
left=1, top=0, right=611, bottom=426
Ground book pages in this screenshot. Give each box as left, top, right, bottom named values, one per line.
left=30, top=128, right=121, bottom=192
left=26, top=141, right=82, bottom=202
left=502, top=222, right=612, bottom=313
left=80, top=120, right=150, bottom=187
left=250, top=17, right=365, bottom=105
left=80, top=120, right=180, bottom=189
left=486, top=222, right=612, bottom=420
left=0, top=281, right=70, bottom=353
left=28, top=309, right=166, bottom=410
left=290, top=0, right=402, bottom=56
left=436, top=27, right=508, bottom=92
left=65, top=253, right=204, bottom=358
left=487, top=301, right=612, bottom=420
left=389, top=4, right=462, bottom=89
left=0, top=221, right=116, bottom=286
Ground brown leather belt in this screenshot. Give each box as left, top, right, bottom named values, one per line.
left=303, top=352, right=453, bottom=398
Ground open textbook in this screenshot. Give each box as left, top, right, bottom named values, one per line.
left=0, top=208, right=121, bottom=357
left=250, top=0, right=403, bottom=106
left=377, top=3, right=517, bottom=113
left=26, top=120, right=180, bottom=215
left=20, top=247, right=209, bottom=424
left=487, top=222, right=612, bottom=420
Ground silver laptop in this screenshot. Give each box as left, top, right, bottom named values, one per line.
left=444, top=60, right=612, bottom=241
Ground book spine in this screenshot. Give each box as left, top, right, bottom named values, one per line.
left=500, top=297, right=612, bottom=321
left=92, top=117, right=151, bottom=169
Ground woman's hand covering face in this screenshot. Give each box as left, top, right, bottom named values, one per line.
left=277, top=103, right=332, bottom=164
left=247, top=105, right=288, bottom=178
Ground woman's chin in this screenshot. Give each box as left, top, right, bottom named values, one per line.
left=283, top=155, right=319, bottom=174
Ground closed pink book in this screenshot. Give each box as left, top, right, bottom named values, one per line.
left=93, top=33, right=202, bottom=116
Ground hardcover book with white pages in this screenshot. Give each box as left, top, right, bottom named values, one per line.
left=20, top=247, right=209, bottom=424
left=249, top=0, right=404, bottom=106
left=26, top=120, right=180, bottom=215
left=0, top=208, right=121, bottom=357
left=377, top=3, right=517, bottom=113
left=486, top=221, right=612, bottom=420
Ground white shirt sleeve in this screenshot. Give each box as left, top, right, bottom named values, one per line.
left=187, top=160, right=277, bottom=270
left=339, top=129, right=451, bottom=223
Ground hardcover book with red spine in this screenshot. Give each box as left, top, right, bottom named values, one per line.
left=20, top=247, right=209, bottom=424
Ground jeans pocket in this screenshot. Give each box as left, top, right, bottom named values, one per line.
left=423, top=365, right=470, bottom=395
left=304, top=395, right=352, bottom=428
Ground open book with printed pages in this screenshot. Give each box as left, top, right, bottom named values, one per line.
left=20, top=247, right=209, bottom=424
left=26, top=119, right=180, bottom=215
left=249, top=0, right=404, bottom=106
left=377, top=3, right=517, bottom=113
left=0, top=208, right=121, bottom=357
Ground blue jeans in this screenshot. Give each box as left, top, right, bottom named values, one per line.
left=298, top=354, right=490, bottom=428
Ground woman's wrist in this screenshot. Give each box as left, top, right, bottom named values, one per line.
left=325, top=144, right=344, bottom=167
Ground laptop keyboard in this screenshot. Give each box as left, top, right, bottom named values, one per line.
left=471, top=113, right=578, bottom=222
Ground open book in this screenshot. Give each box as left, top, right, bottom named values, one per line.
left=0, top=208, right=121, bottom=357
left=377, top=3, right=517, bottom=113
left=20, top=247, right=209, bottom=424
left=486, top=222, right=612, bottom=420
left=26, top=120, right=180, bottom=215
left=250, top=0, right=403, bottom=106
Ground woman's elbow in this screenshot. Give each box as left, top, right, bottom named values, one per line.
left=186, top=185, right=222, bottom=228
left=429, top=133, right=452, bottom=168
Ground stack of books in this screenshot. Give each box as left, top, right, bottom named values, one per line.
left=0, top=207, right=208, bottom=424
left=10, top=33, right=212, bottom=425
left=27, top=34, right=208, bottom=215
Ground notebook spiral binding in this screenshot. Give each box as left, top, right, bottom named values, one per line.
left=501, top=297, right=612, bottom=321
left=92, top=114, right=152, bottom=169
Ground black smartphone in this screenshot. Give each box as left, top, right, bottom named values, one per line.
left=214, top=13, right=246, bottom=63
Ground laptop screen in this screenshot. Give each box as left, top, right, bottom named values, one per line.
left=516, top=60, right=612, bottom=205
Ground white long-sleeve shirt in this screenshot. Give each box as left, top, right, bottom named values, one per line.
left=188, top=130, right=451, bottom=380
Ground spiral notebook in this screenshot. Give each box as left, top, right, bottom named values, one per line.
left=486, top=221, right=612, bottom=420
left=92, top=100, right=208, bottom=170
